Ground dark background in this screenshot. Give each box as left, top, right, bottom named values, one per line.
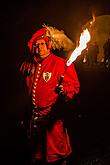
left=1, top=0, right=110, bottom=164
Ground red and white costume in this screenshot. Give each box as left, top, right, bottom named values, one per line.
left=20, top=53, right=80, bottom=162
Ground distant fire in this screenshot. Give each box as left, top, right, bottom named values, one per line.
left=67, top=28, right=91, bottom=66
left=90, top=12, right=96, bottom=25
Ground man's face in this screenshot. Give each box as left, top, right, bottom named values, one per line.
left=34, top=39, right=50, bottom=60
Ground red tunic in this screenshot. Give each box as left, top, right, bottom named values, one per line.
left=20, top=53, right=80, bottom=162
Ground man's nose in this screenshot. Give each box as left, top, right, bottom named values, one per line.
left=38, top=43, right=42, bottom=49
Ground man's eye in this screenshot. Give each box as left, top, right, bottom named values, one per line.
left=41, top=42, right=45, bottom=45
left=33, top=42, right=45, bottom=48
left=33, top=44, right=38, bottom=48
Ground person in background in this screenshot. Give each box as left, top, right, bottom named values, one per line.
left=20, top=24, right=80, bottom=165
left=103, top=38, right=110, bottom=68
left=87, top=41, right=99, bottom=67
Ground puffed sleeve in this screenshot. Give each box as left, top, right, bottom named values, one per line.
left=62, top=63, right=80, bottom=100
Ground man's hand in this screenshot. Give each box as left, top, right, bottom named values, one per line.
left=55, top=84, right=65, bottom=95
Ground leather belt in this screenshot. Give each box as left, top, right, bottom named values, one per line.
left=33, top=105, right=52, bottom=112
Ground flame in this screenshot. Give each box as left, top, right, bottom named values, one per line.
left=90, top=12, right=95, bottom=25
left=67, top=28, right=91, bottom=66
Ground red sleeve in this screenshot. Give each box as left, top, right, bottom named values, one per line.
left=62, top=63, right=80, bottom=100
left=20, top=61, right=34, bottom=76
left=20, top=61, right=28, bottom=75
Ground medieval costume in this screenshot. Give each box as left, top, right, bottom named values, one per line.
left=20, top=25, right=80, bottom=164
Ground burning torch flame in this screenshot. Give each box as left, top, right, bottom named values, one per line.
left=67, top=28, right=90, bottom=66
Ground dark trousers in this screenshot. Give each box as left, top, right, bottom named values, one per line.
left=31, top=154, right=77, bottom=165
left=31, top=159, right=69, bottom=165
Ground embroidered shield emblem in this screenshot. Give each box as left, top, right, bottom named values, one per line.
left=43, top=72, right=52, bottom=82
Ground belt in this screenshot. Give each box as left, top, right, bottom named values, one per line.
left=31, top=105, right=52, bottom=126
left=33, top=105, right=52, bottom=112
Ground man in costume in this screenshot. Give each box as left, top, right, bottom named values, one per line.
left=20, top=24, right=80, bottom=165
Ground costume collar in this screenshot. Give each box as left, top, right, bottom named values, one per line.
left=33, top=53, right=53, bottom=65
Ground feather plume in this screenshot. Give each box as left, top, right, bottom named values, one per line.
left=43, top=24, right=74, bottom=51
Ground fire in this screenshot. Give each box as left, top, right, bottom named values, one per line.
left=67, top=28, right=91, bottom=66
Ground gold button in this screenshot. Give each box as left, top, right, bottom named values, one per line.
left=38, top=64, right=41, bottom=67
left=36, top=75, right=39, bottom=78
left=32, top=97, right=35, bottom=101
left=38, top=67, right=41, bottom=70
left=33, top=86, right=36, bottom=89
left=35, top=78, right=38, bottom=81
left=34, top=82, right=37, bottom=85
left=37, top=71, right=40, bottom=74
left=32, top=94, right=35, bottom=97
left=32, top=90, right=35, bottom=93
left=32, top=102, right=36, bottom=105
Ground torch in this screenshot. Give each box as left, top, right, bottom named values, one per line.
left=57, top=28, right=91, bottom=87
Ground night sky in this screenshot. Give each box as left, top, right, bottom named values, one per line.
left=1, top=0, right=110, bottom=164
left=1, top=0, right=110, bottom=67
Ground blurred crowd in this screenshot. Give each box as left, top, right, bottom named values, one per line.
left=80, top=38, right=110, bottom=69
